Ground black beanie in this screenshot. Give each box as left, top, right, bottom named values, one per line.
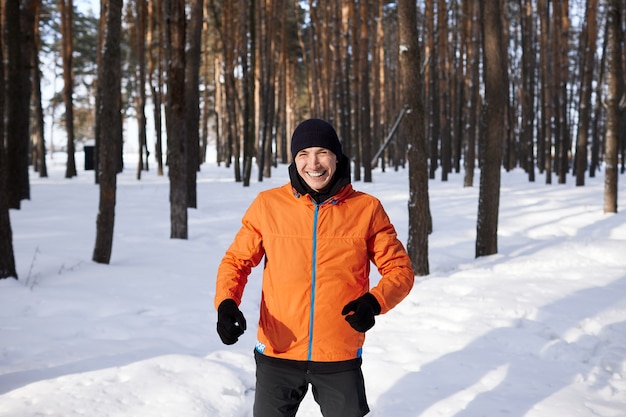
left=291, top=119, right=343, bottom=160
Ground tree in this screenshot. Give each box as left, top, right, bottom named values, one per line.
left=6, top=0, right=33, bottom=209
left=147, top=0, right=164, bottom=176
left=554, top=0, right=571, bottom=184
left=59, top=0, right=77, bottom=178
left=437, top=0, right=451, bottom=182
left=0, top=133, right=17, bottom=279
left=399, top=0, right=430, bottom=276
left=476, top=0, right=507, bottom=258
left=185, top=0, right=204, bottom=207
left=135, top=0, right=148, bottom=180
left=519, top=0, right=536, bottom=182
left=0, top=1, right=18, bottom=279
left=32, top=0, right=48, bottom=178
left=537, top=0, right=552, bottom=182
left=164, top=0, right=188, bottom=239
left=241, top=0, right=256, bottom=187
left=603, top=0, right=623, bottom=214
left=574, top=0, right=598, bottom=186
left=92, top=0, right=123, bottom=264
left=426, top=0, right=438, bottom=180
left=462, top=0, right=480, bottom=187
left=359, top=0, right=372, bottom=183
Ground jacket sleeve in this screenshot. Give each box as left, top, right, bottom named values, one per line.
left=215, top=196, right=266, bottom=309
left=367, top=200, right=415, bottom=314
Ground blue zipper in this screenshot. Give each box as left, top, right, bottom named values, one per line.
left=307, top=202, right=321, bottom=361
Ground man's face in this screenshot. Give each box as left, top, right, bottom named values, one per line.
left=294, top=146, right=338, bottom=192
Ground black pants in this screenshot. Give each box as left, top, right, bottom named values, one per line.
left=253, top=360, right=370, bottom=417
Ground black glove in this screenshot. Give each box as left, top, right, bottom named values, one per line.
left=341, top=292, right=381, bottom=333
left=217, top=299, right=247, bottom=345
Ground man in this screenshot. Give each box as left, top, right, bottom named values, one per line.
left=215, top=118, right=414, bottom=417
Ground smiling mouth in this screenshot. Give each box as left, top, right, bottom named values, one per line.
left=307, top=171, right=326, bottom=178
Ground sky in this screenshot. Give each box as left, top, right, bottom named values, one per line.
left=1, top=152, right=625, bottom=417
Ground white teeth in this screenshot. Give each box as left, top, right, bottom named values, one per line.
left=308, top=172, right=324, bottom=177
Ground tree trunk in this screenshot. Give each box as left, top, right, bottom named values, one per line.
left=32, top=0, right=48, bottom=179
left=463, top=0, right=480, bottom=187
left=185, top=0, right=203, bottom=206
left=147, top=0, right=164, bottom=176
left=338, top=3, right=352, bottom=165
left=426, top=0, right=438, bottom=180
left=0, top=138, right=17, bottom=278
left=0, top=4, right=17, bottom=279
left=136, top=0, right=148, bottom=180
left=258, top=0, right=278, bottom=181
left=438, top=0, right=451, bottom=182
left=164, top=0, right=188, bottom=239
left=574, top=0, right=598, bottom=186
left=350, top=0, right=361, bottom=181
left=242, top=0, right=255, bottom=187
left=520, top=0, right=536, bottom=182
left=476, top=0, right=507, bottom=258
left=589, top=27, right=608, bottom=178
left=60, top=0, right=77, bottom=178
left=399, top=0, right=430, bottom=276
left=603, top=0, right=623, bottom=213
left=538, top=0, right=552, bottom=183
left=92, top=0, right=123, bottom=264
left=554, top=0, right=570, bottom=184
left=6, top=0, right=32, bottom=209
left=360, top=0, right=372, bottom=183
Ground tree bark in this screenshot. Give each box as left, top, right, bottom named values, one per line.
left=438, top=0, right=451, bottom=181
left=538, top=0, right=552, bottom=182
left=359, top=0, right=372, bottom=183
left=6, top=0, right=33, bottom=209
left=147, top=0, right=164, bottom=176
left=573, top=0, right=598, bottom=186
left=241, top=0, right=255, bottom=187
left=399, top=0, right=430, bottom=276
left=476, top=0, right=507, bottom=258
left=136, top=0, right=148, bottom=180
left=60, top=0, right=77, bottom=178
left=92, top=0, right=123, bottom=264
left=185, top=0, right=204, bottom=206
left=32, top=0, right=48, bottom=179
left=603, top=0, right=623, bottom=213
left=164, top=0, right=188, bottom=238
left=0, top=3, right=17, bottom=279
left=520, top=0, right=536, bottom=182
left=463, top=0, right=480, bottom=187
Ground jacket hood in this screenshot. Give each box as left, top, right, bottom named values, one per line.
left=288, top=154, right=351, bottom=204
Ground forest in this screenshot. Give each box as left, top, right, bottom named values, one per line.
left=0, top=0, right=625, bottom=279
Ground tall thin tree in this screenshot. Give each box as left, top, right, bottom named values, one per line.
left=574, top=0, right=598, bottom=186
left=6, top=0, right=33, bottom=209
left=135, top=0, right=148, bottom=180
left=476, top=0, right=507, bottom=257
left=164, top=0, right=188, bottom=238
left=185, top=0, right=204, bottom=207
left=0, top=0, right=17, bottom=279
left=520, top=0, right=536, bottom=182
left=399, top=0, right=430, bottom=276
left=603, top=0, right=623, bottom=214
left=93, top=0, right=123, bottom=264
left=60, top=0, right=77, bottom=178
left=241, top=0, right=256, bottom=187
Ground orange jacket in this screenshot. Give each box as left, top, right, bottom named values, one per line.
left=215, top=183, right=414, bottom=362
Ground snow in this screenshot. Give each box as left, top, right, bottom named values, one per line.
left=1, top=152, right=625, bottom=417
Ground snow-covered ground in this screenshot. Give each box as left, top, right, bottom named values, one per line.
left=1, top=153, right=625, bottom=416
